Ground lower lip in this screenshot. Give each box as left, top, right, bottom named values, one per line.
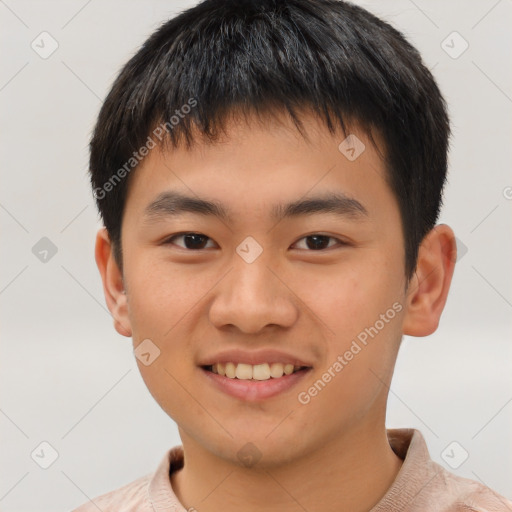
left=200, top=367, right=312, bottom=401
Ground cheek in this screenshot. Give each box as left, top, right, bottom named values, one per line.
left=136, top=359, right=198, bottom=431
left=291, top=256, right=403, bottom=375
left=291, top=262, right=388, bottom=339
left=125, top=255, right=197, bottom=339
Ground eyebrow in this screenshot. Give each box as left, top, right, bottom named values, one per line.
left=142, top=190, right=368, bottom=224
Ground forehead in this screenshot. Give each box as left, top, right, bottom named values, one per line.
left=123, top=109, right=391, bottom=222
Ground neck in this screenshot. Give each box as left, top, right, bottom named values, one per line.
left=170, top=418, right=403, bottom=512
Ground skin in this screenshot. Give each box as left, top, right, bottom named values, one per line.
left=95, top=109, right=456, bottom=512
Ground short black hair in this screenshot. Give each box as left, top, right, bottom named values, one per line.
left=89, top=0, right=450, bottom=280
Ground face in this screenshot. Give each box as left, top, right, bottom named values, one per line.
left=108, top=110, right=411, bottom=466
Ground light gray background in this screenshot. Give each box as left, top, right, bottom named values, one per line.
left=1, top=1, right=511, bottom=511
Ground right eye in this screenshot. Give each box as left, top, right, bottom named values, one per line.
left=162, top=232, right=217, bottom=250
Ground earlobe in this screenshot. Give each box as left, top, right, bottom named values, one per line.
left=95, top=228, right=133, bottom=338
left=402, top=224, right=457, bottom=337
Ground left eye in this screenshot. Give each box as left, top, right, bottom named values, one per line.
left=292, top=234, right=345, bottom=251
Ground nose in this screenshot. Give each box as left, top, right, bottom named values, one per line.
left=208, top=254, right=299, bottom=334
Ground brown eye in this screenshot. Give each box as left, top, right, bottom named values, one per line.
left=292, top=234, right=346, bottom=251
left=164, top=233, right=215, bottom=250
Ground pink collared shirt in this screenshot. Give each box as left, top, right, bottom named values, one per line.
left=72, top=428, right=512, bottom=511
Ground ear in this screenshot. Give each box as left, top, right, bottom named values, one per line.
left=95, top=227, right=132, bottom=337
left=402, top=224, right=457, bottom=337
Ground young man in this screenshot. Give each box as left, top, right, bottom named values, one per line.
left=74, top=0, right=512, bottom=510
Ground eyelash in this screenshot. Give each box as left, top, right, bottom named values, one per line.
left=162, top=232, right=348, bottom=251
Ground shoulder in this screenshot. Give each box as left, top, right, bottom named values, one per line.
left=70, top=472, right=152, bottom=512
left=379, top=429, right=512, bottom=512
left=421, top=460, right=512, bottom=512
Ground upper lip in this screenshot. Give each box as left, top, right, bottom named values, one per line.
left=198, top=348, right=313, bottom=368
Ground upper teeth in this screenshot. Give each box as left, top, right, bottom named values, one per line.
left=211, top=362, right=302, bottom=380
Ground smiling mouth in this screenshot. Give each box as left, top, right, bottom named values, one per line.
left=202, top=362, right=311, bottom=381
